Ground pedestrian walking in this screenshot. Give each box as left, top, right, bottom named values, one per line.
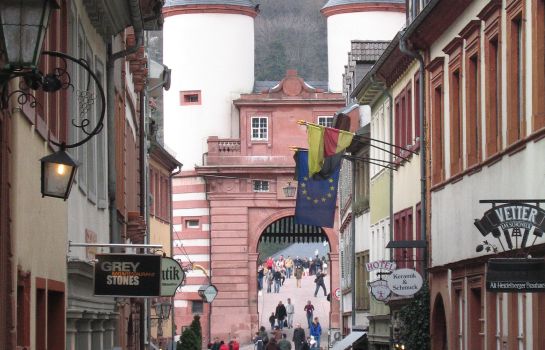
left=267, top=269, right=274, bottom=293
left=211, top=337, right=221, bottom=350
left=294, top=266, right=303, bottom=288
left=230, top=336, right=240, bottom=350
left=275, top=301, right=287, bottom=330
left=285, top=256, right=293, bottom=279
left=300, top=338, right=311, bottom=350
left=278, top=333, right=292, bottom=350
left=258, top=265, right=264, bottom=291
left=273, top=269, right=282, bottom=293
left=265, top=338, right=280, bottom=350
left=272, top=326, right=282, bottom=341
left=292, top=323, right=306, bottom=350
left=303, top=300, right=314, bottom=329
left=219, top=340, right=229, bottom=350
left=269, top=312, right=276, bottom=330
left=313, top=269, right=327, bottom=297
left=309, top=318, right=322, bottom=349
left=254, top=332, right=264, bottom=350
left=259, top=326, right=269, bottom=345
left=286, top=298, right=295, bottom=328
left=267, top=256, right=274, bottom=270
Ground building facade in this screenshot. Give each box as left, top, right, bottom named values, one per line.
left=418, top=0, right=545, bottom=349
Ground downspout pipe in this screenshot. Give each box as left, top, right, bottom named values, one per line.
left=399, top=36, right=427, bottom=281
left=170, top=165, right=182, bottom=349
left=203, top=176, right=212, bottom=345
left=351, top=160, right=356, bottom=329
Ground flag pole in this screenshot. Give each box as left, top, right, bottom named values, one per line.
left=296, top=120, right=418, bottom=155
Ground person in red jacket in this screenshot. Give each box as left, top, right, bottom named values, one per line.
left=219, top=340, right=229, bottom=350
left=229, top=336, right=240, bottom=350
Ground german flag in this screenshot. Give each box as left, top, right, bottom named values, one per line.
left=307, top=124, right=354, bottom=177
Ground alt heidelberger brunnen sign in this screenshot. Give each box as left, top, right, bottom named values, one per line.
left=474, top=200, right=545, bottom=292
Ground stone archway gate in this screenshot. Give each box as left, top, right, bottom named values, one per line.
left=206, top=195, right=340, bottom=344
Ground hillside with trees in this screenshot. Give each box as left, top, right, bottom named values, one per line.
left=254, top=0, right=328, bottom=81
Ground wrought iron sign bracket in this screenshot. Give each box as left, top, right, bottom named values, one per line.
left=0, top=51, right=105, bottom=150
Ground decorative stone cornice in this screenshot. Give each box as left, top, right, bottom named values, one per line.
left=321, top=2, right=405, bottom=17
left=163, top=4, right=258, bottom=18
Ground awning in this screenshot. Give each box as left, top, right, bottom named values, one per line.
left=332, top=331, right=367, bottom=350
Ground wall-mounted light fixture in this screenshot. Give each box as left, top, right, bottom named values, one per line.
left=283, top=181, right=297, bottom=198
left=0, top=1, right=106, bottom=200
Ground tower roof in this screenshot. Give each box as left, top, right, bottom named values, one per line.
left=164, top=0, right=256, bottom=7
left=322, top=0, right=404, bottom=10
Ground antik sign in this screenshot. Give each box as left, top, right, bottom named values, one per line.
left=161, top=257, right=185, bottom=296
left=386, top=268, right=423, bottom=296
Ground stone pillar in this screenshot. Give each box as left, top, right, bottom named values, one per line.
left=75, top=312, right=96, bottom=350
left=103, top=315, right=116, bottom=350
left=66, top=310, right=82, bottom=350
left=91, top=313, right=106, bottom=350
left=248, top=253, right=259, bottom=334
left=328, top=252, right=340, bottom=329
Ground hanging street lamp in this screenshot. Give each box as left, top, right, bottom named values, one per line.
left=0, top=1, right=106, bottom=200
left=0, top=0, right=59, bottom=69
left=40, top=149, right=77, bottom=199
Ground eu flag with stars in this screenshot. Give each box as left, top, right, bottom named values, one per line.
left=294, top=150, right=340, bottom=228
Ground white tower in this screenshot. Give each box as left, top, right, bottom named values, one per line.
left=163, top=0, right=257, bottom=168
left=321, top=0, right=406, bottom=92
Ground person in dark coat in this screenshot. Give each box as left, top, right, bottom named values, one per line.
left=269, top=312, right=276, bottom=330
left=275, top=301, right=287, bottom=330
left=292, top=323, right=306, bottom=350
left=265, top=338, right=280, bottom=350
left=313, top=270, right=327, bottom=297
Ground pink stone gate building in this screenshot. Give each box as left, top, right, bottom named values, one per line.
left=172, top=71, right=356, bottom=344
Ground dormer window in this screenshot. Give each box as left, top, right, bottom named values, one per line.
left=251, top=116, right=268, bottom=140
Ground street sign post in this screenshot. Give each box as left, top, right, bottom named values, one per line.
left=334, top=287, right=341, bottom=301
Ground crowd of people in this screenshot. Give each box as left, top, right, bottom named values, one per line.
left=257, top=255, right=328, bottom=294
left=253, top=316, right=323, bottom=350
left=253, top=254, right=330, bottom=349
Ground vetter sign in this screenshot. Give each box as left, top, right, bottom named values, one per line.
left=161, top=257, right=185, bottom=296
left=474, top=203, right=545, bottom=249
left=386, top=268, right=423, bottom=296
left=94, top=254, right=161, bottom=297
left=368, top=279, right=391, bottom=301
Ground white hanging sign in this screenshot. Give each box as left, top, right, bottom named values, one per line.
left=386, top=268, right=423, bottom=296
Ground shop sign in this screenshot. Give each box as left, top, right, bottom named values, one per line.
left=474, top=203, right=545, bottom=250
left=94, top=254, right=161, bottom=297
left=487, top=258, right=545, bottom=292
left=368, top=279, right=391, bottom=301
left=161, top=257, right=185, bottom=297
left=198, top=284, right=218, bottom=303
left=386, top=268, right=423, bottom=296
left=365, top=260, right=396, bottom=272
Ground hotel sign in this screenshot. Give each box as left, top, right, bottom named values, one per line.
left=94, top=254, right=161, bottom=297
left=487, top=258, right=545, bottom=292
